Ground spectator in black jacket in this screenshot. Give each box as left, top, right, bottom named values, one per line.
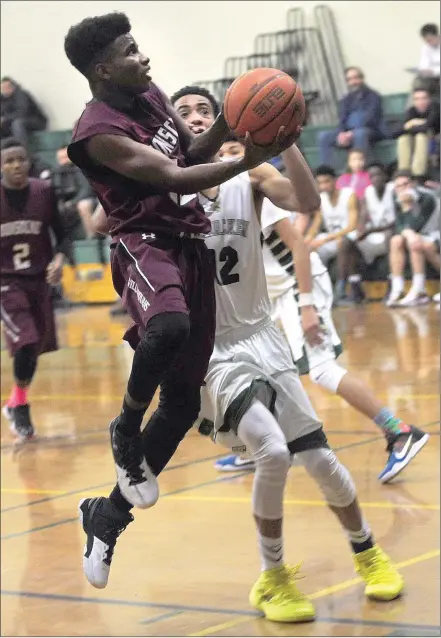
left=395, top=89, right=440, bottom=180
left=0, top=77, right=47, bottom=150
left=52, top=145, right=96, bottom=241
left=318, top=67, right=387, bottom=166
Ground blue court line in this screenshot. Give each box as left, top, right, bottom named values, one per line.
left=1, top=471, right=252, bottom=540
left=139, top=610, right=184, bottom=625
left=1, top=590, right=439, bottom=633
left=2, top=420, right=439, bottom=526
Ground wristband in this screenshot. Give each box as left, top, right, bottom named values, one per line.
left=298, top=293, right=314, bottom=308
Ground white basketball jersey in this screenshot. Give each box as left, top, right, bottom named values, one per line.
left=365, top=182, right=395, bottom=228
left=261, top=199, right=328, bottom=301
left=320, top=187, right=353, bottom=232
left=200, top=174, right=271, bottom=341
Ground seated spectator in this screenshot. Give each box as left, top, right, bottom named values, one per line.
left=386, top=170, right=440, bottom=307
left=0, top=77, right=47, bottom=150
left=416, top=23, right=440, bottom=96
left=52, top=145, right=96, bottom=241
left=336, top=149, right=371, bottom=199
left=318, top=67, right=387, bottom=166
left=305, top=165, right=358, bottom=303
left=338, top=163, right=395, bottom=304
left=395, top=89, right=440, bottom=180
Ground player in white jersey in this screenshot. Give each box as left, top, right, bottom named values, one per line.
left=215, top=139, right=429, bottom=484
left=336, top=163, right=395, bottom=300
left=306, top=165, right=362, bottom=305
left=83, top=87, right=405, bottom=622
left=170, top=86, right=404, bottom=622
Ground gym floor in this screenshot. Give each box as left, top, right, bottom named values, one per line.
left=1, top=303, right=439, bottom=637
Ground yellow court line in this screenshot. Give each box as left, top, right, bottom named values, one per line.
left=188, top=549, right=440, bottom=637
left=1, top=488, right=439, bottom=511
left=1, top=393, right=439, bottom=402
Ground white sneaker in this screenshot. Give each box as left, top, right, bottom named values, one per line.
left=432, top=292, right=440, bottom=303
left=398, top=292, right=431, bottom=307
left=386, top=291, right=405, bottom=307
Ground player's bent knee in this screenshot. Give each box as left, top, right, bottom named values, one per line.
left=146, top=311, right=191, bottom=351
left=300, top=448, right=356, bottom=508
left=309, top=359, right=348, bottom=394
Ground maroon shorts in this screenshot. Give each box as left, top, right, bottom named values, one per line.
left=111, top=232, right=216, bottom=387
left=1, top=277, right=58, bottom=357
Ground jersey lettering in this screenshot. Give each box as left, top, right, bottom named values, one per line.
left=151, top=117, right=178, bottom=156
left=209, top=246, right=240, bottom=286
left=12, top=243, right=31, bottom=271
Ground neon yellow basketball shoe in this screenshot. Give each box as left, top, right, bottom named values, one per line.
left=354, top=545, right=404, bottom=601
left=249, top=564, right=316, bottom=623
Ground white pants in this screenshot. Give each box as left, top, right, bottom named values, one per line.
left=347, top=230, right=390, bottom=265
left=199, top=322, right=322, bottom=454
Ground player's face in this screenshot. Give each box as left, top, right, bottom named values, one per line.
left=218, top=141, right=245, bottom=161
left=413, top=90, right=431, bottom=113
left=348, top=151, right=365, bottom=173
left=316, top=174, right=335, bottom=194
left=394, top=176, right=412, bottom=196
left=173, top=94, right=215, bottom=134
left=96, top=34, right=151, bottom=94
left=1, top=145, right=30, bottom=187
left=423, top=33, right=439, bottom=48
left=368, top=166, right=387, bottom=189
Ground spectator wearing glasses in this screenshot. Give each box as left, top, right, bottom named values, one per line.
left=318, top=67, right=387, bottom=166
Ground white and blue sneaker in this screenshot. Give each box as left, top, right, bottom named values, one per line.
left=378, top=427, right=430, bottom=484
left=214, top=455, right=255, bottom=472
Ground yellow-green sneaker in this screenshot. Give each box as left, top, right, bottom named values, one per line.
left=249, top=564, right=316, bottom=623
left=354, top=545, right=404, bottom=601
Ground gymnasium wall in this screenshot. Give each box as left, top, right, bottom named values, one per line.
left=2, top=0, right=439, bottom=129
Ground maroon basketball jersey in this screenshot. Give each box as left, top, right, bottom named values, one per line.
left=1, top=179, right=56, bottom=277
left=68, top=83, right=210, bottom=237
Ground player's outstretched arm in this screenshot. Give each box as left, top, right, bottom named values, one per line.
left=249, top=159, right=320, bottom=214
left=86, top=133, right=293, bottom=196
left=274, top=217, right=323, bottom=347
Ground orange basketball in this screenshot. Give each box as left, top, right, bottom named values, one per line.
left=224, top=67, right=305, bottom=146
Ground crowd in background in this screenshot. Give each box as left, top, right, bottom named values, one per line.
left=1, top=21, right=440, bottom=312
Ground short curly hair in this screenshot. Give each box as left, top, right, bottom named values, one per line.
left=64, top=12, right=131, bottom=76
left=170, top=85, right=220, bottom=117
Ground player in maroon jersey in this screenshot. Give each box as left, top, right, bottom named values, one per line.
left=1, top=138, right=68, bottom=439
left=64, top=10, right=296, bottom=546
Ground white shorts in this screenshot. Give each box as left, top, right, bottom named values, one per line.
left=422, top=230, right=441, bottom=247
left=316, top=235, right=339, bottom=264
left=271, top=269, right=342, bottom=374
left=348, top=230, right=390, bottom=264
left=199, top=323, right=322, bottom=453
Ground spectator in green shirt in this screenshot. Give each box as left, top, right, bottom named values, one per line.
left=386, top=171, right=440, bottom=307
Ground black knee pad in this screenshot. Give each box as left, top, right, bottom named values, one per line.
left=13, top=344, right=38, bottom=383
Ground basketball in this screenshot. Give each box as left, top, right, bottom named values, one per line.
left=224, top=67, right=305, bottom=146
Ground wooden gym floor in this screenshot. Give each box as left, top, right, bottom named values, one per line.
left=1, top=303, right=440, bottom=637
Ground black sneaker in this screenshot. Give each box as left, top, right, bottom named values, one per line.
left=110, top=416, right=159, bottom=509
left=10, top=404, right=35, bottom=440
left=79, top=497, right=133, bottom=588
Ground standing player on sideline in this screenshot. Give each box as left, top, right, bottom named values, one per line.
left=64, top=15, right=293, bottom=515
left=81, top=86, right=404, bottom=623
left=1, top=137, right=66, bottom=439
left=213, top=138, right=429, bottom=483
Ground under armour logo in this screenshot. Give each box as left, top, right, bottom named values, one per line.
left=142, top=233, right=156, bottom=240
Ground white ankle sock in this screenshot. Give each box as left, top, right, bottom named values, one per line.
left=411, top=273, right=425, bottom=294
left=391, top=276, right=404, bottom=298
left=258, top=533, right=284, bottom=571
